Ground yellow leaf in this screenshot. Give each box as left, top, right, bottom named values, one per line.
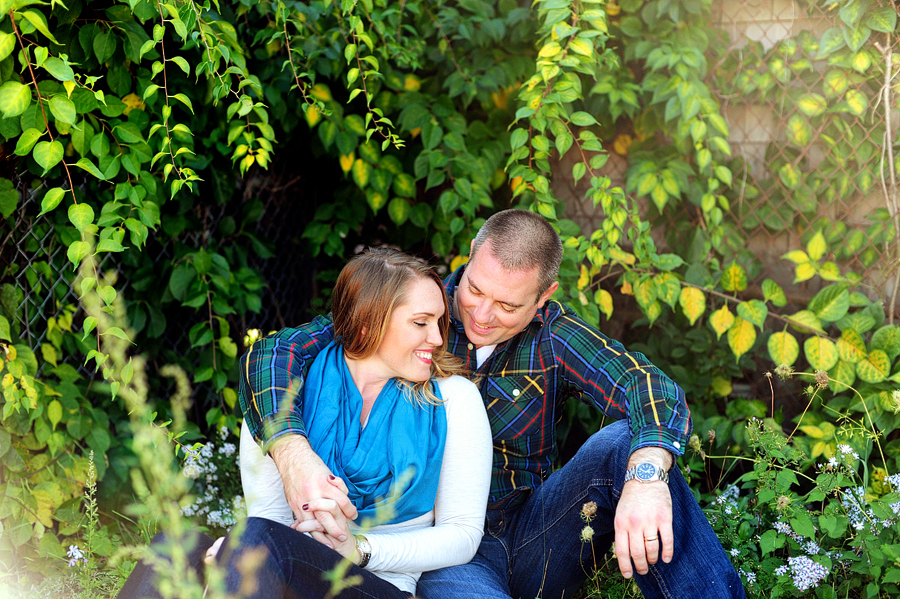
left=800, top=425, right=825, bottom=439
left=538, top=42, right=562, bottom=59
left=711, top=376, right=732, bottom=398
left=310, top=83, right=332, bottom=102
left=577, top=265, right=589, bottom=291
left=634, top=277, right=658, bottom=308
left=450, top=254, right=468, bottom=272
left=595, top=288, right=613, bottom=320
left=620, top=281, right=633, bottom=295
left=654, top=273, right=680, bottom=308
left=810, top=441, right=828, bottom=461
left=305, top=105, right=321, bottom=127
left=568, top=38, right=594, bottom=58
left=339, top=153, right=355, bottom=173
left=410, top=127, right=421, bottom=139
left=720, top=261, right=748, bottom=292
left=122, top=93, right=145, bottom=115
left=613, top=133, right=632, bottom=155
left=794, top=261, right=817, bottom=283
left=679, top=287, right=706, bottom=326
left=606, top=1, right=621, bottom=16
left=837, top=328, right=865, bottom=364
left=768, top=331, right=799, bottom=366
left=709, top=305, right=735, bottom=340
left=403, top=75, right=421, bottom=92
left=727, top=316, right=757, bottom=361
left=645, top=301, right=662, bottom=327
left=804, top=336, right=839, bottom=371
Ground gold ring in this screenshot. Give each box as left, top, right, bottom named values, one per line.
left=644, top=536, right=658, bottom=542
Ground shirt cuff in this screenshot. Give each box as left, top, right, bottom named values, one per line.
left=256, top=413, right=308, bottom=455
left=629, top=424, right=689, bottom=457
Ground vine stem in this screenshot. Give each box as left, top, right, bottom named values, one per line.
left=9, top=10, right=79, bottom=206
left=153, top=1, right=186, bottom=183
left=874, top=40, right=899, bottom=324
left=674, top=279, right=837, bottom=340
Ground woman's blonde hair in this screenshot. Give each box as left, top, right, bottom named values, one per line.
left=332, top=247, right=467, bottom=404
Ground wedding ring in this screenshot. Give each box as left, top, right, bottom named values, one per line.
left=644, top=535, right=658, bottom=542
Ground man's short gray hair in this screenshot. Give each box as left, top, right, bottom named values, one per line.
left=471, top=209, right=563, bottom=299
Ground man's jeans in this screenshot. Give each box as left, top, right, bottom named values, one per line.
left=417, top=420, right=746, bottom=599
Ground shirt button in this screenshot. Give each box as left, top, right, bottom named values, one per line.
left=673, top=441, right=680, bottom=449
left=512, top=389, right=520, bottom=397
left=467, top=343, right=474, bottom=350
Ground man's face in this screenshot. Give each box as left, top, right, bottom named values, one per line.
left=455, top=242, right=558, bottom=348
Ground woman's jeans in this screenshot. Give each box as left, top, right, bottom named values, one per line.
left=117, top=518, right=409, bottom=599
left=417, top=420, right=746, bottom=599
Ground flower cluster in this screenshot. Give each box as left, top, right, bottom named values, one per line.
left=67, top=544, right=87, bottom=567
left=774, top=555, right=829, bottom=591
left=180, top=427, right=245, bottom=531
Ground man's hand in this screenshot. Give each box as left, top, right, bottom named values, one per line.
left=614, top=447, right=675, bottom=579
left=269, top=435, right=358, bottom=546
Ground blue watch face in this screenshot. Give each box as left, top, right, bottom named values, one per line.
left=635, top=463, right=657, bottom=481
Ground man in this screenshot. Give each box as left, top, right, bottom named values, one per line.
left=239, top=210, right=745, bottom=598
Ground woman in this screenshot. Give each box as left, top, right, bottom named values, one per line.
left=120, top=248, right=491, bottom=599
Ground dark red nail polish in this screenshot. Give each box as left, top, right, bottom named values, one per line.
left=302, top=503, right=309, bottom=511
left=328, top=475, right=336, bottom=480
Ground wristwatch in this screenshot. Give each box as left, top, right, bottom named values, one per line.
left=355, top=534, right=372, bottom=568
left=624, top=462, right=669, bottom=484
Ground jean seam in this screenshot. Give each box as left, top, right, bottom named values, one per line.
left=515, top=477, right=612, bottom=551
left=648, top=562, right=674, bottom=599
left=488, top=527, right=513, bottom=578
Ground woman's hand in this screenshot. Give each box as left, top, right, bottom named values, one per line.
left=292, top=497, right=358, bottom=561
left=204, top=536, right=226, bottom=564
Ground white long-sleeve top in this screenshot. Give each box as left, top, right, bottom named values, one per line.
left=239, top=375, right=492, bottom=595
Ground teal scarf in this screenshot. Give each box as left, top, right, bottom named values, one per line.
left=302, top=342, right=447, bottom=525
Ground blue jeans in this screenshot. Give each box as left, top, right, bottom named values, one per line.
left=417, top=420, right=745, bottom=599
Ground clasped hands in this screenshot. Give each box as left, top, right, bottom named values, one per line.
left=272, top=436, right=360, bottom=561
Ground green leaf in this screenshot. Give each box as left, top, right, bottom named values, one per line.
left=14, top=128, right=42, bottom=156
left=866, top=7, right=897, bottom=33
left=38, top=187, right=65, bottom=216
left=49, top=95, right=76, bottom=125
left=22, top=10, right=58, bottom=44
left=786, top=310, right=826, bottom=335
left=41, top=57, right=75, bottom=82
left=47, top=400, right=62, bottom=430
left=633, top=277, right=658, bottom=308
left=32, top=140, right=64, bottom=175
left=786, top=113, right=811, bottom=146
left=0, top=179, right=15, bottom=218
left=829, top=360, right=856, bottom=393
left=809, top=285, right=850, bottom=322
left=720, top=261, right=748, bottom=292
left=93, top=30, right=117, bottom=63
left=845, top=89, right=868, bottom=116
left=387, top=197, right=409, bottom=225
left=768, top=331, right=799, bottom=366
left=727, top=317, right=757, bottom=361
left=0, top=81, right=32, bottom=118
left=73, top=157, right=106, bottom=180
left=67, top=203, right=94, bottom=232
left=818, top=28, right=845, bottom=57
left=653, top=273, right=680, bottom=308
left=762, top=279, right=787, bottom=307
left=678, top=287, right=705, bottom=326
left=796, top=93, right=827, bottom=117
left=857, top=350, right=890, bottom=383
left=0, top=31, right=15, bottom=62
left=67, top=240, right=90, bottom=268
left=843, top=24, right=871, bottom=53
left=171, top=93, right=194, bottom=114
left=870, top=325, right=900, bottom=361
left=737, top=300, right=767, bottom=328
left=569, top=111, right=598, bottom=127
left=804, top=336, right=839, bottom=371
left=778, top=163, right=801, bottom=190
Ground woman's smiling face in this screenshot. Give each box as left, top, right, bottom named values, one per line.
left=372, top=277, right=446, bottom=383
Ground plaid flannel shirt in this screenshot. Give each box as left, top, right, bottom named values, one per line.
left=239, top=266, right=692, bottom=511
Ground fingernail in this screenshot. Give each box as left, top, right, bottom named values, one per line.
left=302, top=503, right=309, bottom=511
left=328, top=475, right=336, bottom=480
left=338, top=535, right=347, bottom=542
